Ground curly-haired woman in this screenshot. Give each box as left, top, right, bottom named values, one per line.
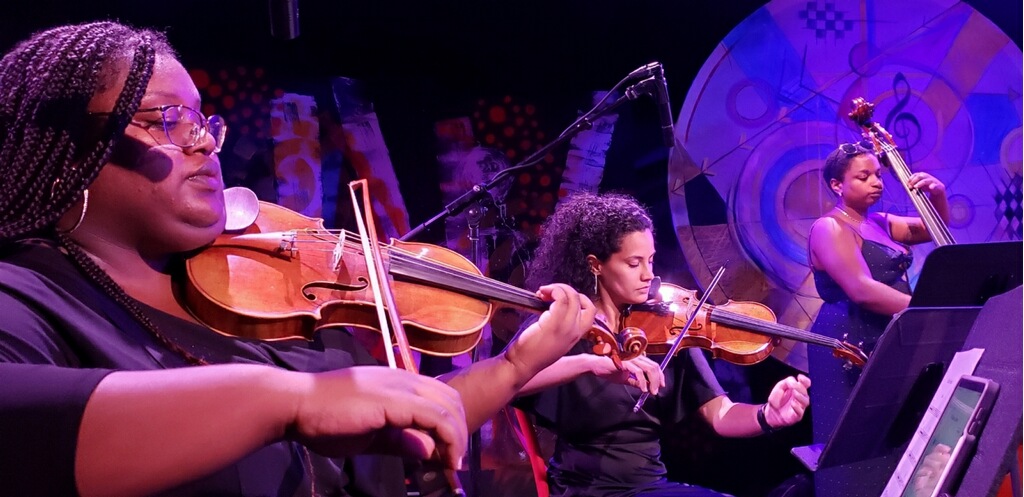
left=509, top=192, right=812, bottom=497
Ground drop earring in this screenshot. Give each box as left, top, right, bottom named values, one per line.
left=59, top=189, right=89, bottom=234
left=593, top=273, right=599, bottom=295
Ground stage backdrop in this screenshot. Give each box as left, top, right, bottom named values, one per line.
left=668, top=0, right=1023, bottom=370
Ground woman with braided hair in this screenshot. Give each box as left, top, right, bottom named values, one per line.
left=0, top=21, right=595, bottom=497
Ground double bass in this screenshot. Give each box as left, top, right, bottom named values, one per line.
left=848, top=97, right=956, bottom=246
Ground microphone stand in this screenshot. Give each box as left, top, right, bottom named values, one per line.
left=401, top=79, right=654, bottom=243
left=400, top=71, right=660, bottom=497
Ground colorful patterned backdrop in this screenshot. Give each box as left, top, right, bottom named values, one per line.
left=668, top=0, right=1023, bottom=370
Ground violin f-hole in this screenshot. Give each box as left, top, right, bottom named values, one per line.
left=302, top=278, right=369, bottom=300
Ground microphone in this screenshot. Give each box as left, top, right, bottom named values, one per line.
left=269, top=0, right=300, bottom=40
left=651, top=65, right=675, bottom=148
left=647, top=276, right=662, bottom=301
left=626, top=62, right=662, bottom=79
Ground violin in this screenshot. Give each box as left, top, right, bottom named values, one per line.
left=181, top=199, right=645, bottom=364
left=622, top=282, right=867, bottom=367
left=848, top=97, right=955, bottom=246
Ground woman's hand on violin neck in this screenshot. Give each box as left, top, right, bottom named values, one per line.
left=287, top=366, right=467, bottom=470
left=504, top=284, right=597, bottom=381
left=764, top=374, right=812, bottom=429
left=592, top=354, right=665, bottom=395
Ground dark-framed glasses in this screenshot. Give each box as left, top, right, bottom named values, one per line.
left=92, top=104, right=227, bottom=153
left=138, top=105, right=227, bottom=153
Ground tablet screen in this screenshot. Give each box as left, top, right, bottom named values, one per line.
left=900, top=382, right=983, bottom=497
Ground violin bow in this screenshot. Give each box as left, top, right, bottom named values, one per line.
left=348, top=179, right=415, bottom=369
left=632, top=266, right=726, bottom=413
left=348, top=179, right=466, bottom=495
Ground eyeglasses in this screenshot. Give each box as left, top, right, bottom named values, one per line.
left=138, top=105, right=227, bottom=153
left=92, top=105, right=227, bottom=153
left=838, top=141, right=873, bottom=156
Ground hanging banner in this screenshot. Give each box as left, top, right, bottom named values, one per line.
left=332, top=77, right=410, bottom=239
left=559, top=90, right=620, bottom=197
left=270, top=93, right=322, bottom=217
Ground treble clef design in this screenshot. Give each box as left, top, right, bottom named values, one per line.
left=884, top=72, right=922, bottom=162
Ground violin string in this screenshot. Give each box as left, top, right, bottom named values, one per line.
left=279, top=229, right=544, bottom=308
left=708, top=306, right=830, bottom=344
left=709, top=308, right=837, bottom=347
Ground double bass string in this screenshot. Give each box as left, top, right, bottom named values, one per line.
left=874, top=141, right=955, bottom=245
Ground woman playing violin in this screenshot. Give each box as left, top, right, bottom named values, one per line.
left=0, top=21, right=596, bottom=497
left=506, top=192, right=811, bottom=497
left=807, top=142, right=948, bottom=443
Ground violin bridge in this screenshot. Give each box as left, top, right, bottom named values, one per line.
left=331, top=239, right=343, bottom=271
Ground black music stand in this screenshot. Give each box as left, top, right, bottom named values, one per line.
left=909, top=241, right=1023, bottom=308
left=806, top=241, right=1023, bottom=497
left=808, top=306, right=982, bottom=497
left=950, top=285, right=1023, bottom=497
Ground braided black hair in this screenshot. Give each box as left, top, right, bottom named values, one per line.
left=0, top=21, right=174, bottom=239
left=525, top=192, right=654, bottom=299
left=0, top=22, right=205, bottom=365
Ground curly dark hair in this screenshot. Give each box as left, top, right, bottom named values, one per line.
left=0, top=22, right=204, bottom=364
left=525, top=192, right=653, bottom=298
left=822, top=141, right=875, bottom=195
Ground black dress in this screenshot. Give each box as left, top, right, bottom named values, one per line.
left=807, top=234, right=912, bottom=444
left=0, top=239, right=404, bottom=497
left=514, top=333, right=729, bottom=497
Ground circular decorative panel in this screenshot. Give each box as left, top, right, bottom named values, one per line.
left=669, top=0, right=1023, bottom=370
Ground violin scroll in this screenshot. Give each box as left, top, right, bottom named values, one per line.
left=584, top=320, right=647, bottom=370
left=835, top=341, right=868, bottom=369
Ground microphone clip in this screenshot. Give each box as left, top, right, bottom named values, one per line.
left=624, top=76, right=660, bottom=102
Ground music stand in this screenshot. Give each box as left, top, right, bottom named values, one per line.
left=801, top=306, right=981, bottom=496
left=805, top=241, right=1023, bottom=496
left=909, top=241, right=1023, bottom=308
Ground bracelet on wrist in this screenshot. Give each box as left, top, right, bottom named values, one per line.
left=757, top=403, right=777, bottom=434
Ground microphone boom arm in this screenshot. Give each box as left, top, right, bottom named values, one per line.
left=401, top=80, right=644, bottom=242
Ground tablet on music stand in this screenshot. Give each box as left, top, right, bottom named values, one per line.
left=791, top=306, right=981, bottom=473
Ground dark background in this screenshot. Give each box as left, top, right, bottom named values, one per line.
left=2, top=2, right=1020, bottom=496
left=3, top=0, right=1019, bottom=237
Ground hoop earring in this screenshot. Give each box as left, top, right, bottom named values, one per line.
left=59, top=189, right=89, bottom=234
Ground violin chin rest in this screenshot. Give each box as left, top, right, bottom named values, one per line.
left=224, top=186, right=260, bottom=231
